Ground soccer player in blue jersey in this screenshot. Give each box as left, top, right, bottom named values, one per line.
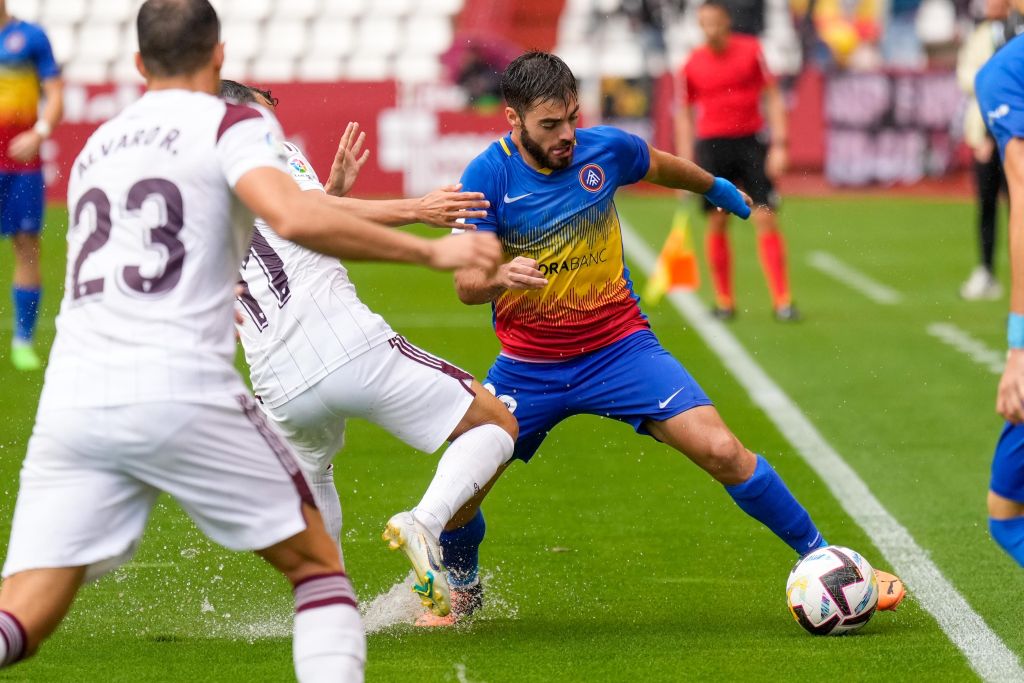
left=0, top=0, right=62, bottom=371
left=978, top=30, right=1024, bottom=567
left=408, top=51, right=905, bottom=625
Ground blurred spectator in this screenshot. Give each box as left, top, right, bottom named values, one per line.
left=443, top=35, right=518, bottom=111
left=957, top=0, right=1012, bottom=299
left=883, top=0, right=927, bottom=66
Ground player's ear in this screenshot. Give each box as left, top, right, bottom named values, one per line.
left=505, top=106, right=520, bottom=129
left=212, top=42, right=225, bottom=71
left=134, top=52, right=149, bottom=80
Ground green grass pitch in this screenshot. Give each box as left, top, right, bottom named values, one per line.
left=0, top=193, right=1021, bottom=681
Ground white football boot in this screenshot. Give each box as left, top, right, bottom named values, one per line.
left=382, top=511, right=452, bottom=616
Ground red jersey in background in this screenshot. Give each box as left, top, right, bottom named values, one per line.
left=681, top=33, right=775, bottom=140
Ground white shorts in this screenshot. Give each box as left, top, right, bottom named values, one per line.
left=265, top=335, right=476, bottom=471
left=2, top=395, right=313, bottom=582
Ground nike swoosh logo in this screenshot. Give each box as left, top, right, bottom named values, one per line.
left=658, top=388, right=684, bottom=409
left=504, top=192, right=533, bottom=203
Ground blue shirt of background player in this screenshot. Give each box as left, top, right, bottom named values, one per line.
left=976, top=33, right=1024, bottom=161
left=0, top=17, right=60, bottom=171
left=458, top=125, right=651, bottom=360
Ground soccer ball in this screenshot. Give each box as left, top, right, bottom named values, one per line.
left=786, top=545, right=878, bottom=635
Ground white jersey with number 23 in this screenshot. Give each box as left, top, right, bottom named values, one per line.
left=41, top=89, right=288, bottom=411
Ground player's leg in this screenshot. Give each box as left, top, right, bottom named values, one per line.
left=0, top=567, right=84, bottom=666
left=962, top=149, right=1003, bottom=300
left=421, top=353, right=565, bottom=625
left=743, top=138, right=794, bottom=319
left=152, top=396, right=363, bottom=682
left=5, top=171, right=45, bottom=371
left=0, top=406, right=161, bottom=668
left=578, top=330, right=824, bottom=554
left=347, top=337, right=516, bottom=616
left=261, top=391, right=349, bottom=558
left=256, top=504, right=364, bottom=683
left=696, top=139, right=735, bottom=317
left=644, top=407, right=825, bottom=554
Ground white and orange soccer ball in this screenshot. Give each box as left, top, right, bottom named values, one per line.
left=786, top=546, right=878, bottom=635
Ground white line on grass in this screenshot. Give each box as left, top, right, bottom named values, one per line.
left=927, top=323, right=1005, bottom=375
left=620, top=221, right=1022, bottom=682
left=807, top=251, right=904, bottom=304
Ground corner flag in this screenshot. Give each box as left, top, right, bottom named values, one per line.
left=643, top=208, right=700, bottom=304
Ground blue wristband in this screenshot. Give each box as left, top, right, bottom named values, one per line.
left=704, top=177, right=752, bottom=219
left=1008, top=313, right=1024, bottom=349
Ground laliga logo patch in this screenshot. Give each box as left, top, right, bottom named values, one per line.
left=290, top=158, right=311, bottom=175
left=4, top=31, right=26, bottom=53
left=578, top=163, right=605, bottom=193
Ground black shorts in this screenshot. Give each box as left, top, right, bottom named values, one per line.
left=695, top=135, right=778, bottom=212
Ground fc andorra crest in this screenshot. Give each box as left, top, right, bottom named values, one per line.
left=578, top=163, right=605, bottom=192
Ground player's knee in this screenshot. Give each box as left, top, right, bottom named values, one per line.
left=475, top=390, right=519, bottom=441
left=701, top=432, right=747, bottom=482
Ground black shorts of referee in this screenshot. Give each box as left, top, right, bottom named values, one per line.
left=695, top=134, right=779, bottom=212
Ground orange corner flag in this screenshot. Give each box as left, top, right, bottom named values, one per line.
left=643, top=209, right=700, bottom=304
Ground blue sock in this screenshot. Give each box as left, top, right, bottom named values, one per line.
left=12, top=287, right=41, bottom=343
left=439, top=509, right=485, bottom=587
left=989, top=516, right=1024, bottom=567
left=725, top=454, right=826, bottom=555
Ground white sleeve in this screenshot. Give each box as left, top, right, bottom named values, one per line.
left=281, top=142, right=325, bottom=192
left=216, top=104, right=289, bottom=188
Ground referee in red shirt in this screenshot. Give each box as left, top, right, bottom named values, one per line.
left=675, top=0, right=796, bottom=321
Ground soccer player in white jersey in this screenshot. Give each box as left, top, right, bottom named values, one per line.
left=0, top=1, right=501, bottom=679
left=222, top=81, right=519, bottom=622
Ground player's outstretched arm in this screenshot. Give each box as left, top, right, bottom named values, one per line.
left=235, top=167, right=502, bottom=272
left=323, top=184, right=490, bottom=228
left=998, top=138, right=1024, bottom=422
left=454, top=256, right=548, bottom=305
left=644, top=145, right=753, bottom=219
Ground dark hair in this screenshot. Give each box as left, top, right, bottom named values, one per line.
left=500, top=51, right=578, bottom=116
left=137, top=0, right=220, bottom=77
left=700, top=0, right=732, bottom=16
left=219, top=79, right=279, bottom=107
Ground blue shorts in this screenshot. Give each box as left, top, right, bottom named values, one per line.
left=992, top=422, right=1024, bottom=503
left=0, top=170, right=44, bottom=237
left=483, top=329, right=713, bottom=462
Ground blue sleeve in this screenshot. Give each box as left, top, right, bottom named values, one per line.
left=458, top=153, right=501, bottom=233
left=29, top=25, right=60, bottom=80
left=599, top=126, right=650, bottom=186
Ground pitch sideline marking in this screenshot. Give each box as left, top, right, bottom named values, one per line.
left=620, top=221, right=1022, bottom=682
left=927, top=322, right=1005, bottom=375
left=807, top=251, right=904, bottom=305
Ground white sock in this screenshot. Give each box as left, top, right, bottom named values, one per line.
left=413, top=423, right=514, bottom=539
left=293, top=574, right=365, bottom=683
left=309, top=464, right=344, bottom=563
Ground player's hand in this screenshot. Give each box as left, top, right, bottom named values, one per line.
left=233, top=283, right=246, bottom=340
left=496, top=256, right=548, bottom=291
left=997, top=349, right=1024, bottom=423
left=8, top=130, right=43, bottom=163
left=426, top=231, right=502, bottom=272
left=704, top=177, right=752, bottom=219
left=766, top=142, right=788, bottom=180
left=324, top=122, right=370, bottom=198
left=417, top=183, right=490, bottom=228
